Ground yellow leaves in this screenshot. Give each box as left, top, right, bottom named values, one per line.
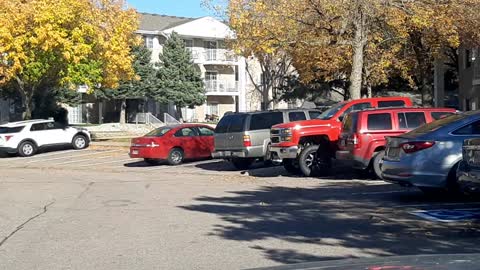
left=0, top=0, right=139, bottom=89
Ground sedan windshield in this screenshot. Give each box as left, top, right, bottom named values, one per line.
left=145, top=127, right=172, bottom=137
left=317, top=103, right=347, bottom=120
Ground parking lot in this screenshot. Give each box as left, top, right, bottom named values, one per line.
left=2, top=147, right=480, bottom=269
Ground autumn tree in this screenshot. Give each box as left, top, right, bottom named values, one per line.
left=154, top=32, right=205, bottom=120
left=0, top=0, right=139, bottom=119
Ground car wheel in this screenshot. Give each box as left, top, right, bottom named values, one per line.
left=144, top=158, right=161, bottom=165
left=231, top=158, right=255, bottom=170
left=372, top=151, right=385, bottom=180
left=299, top=145, right=332, bottom=177
left=72, top=134, right=89, bottom=150
left=283, top=159, right=301, bottom=175
left=167, top=148, right=184, bottom=166
left=18, top=141, right=37, bottom=157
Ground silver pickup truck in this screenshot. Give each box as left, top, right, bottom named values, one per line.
left=212, top=109, right=322, bottom=170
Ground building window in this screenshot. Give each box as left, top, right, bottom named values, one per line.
left=145, top=36, right=154, bottom=49
left=208, top=102, right=219, bottom=116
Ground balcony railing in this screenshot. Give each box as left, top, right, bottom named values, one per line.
left=190, top=49, right=238, bottom=64
left=205, top=80, right=239, bottom=94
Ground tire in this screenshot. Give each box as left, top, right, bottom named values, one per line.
left=299, top=144, right=332, bottom=177
left=72, top=134, right=89, bottom=150
left=167, top=148, right=184, bottom=166
left=144, top=158, right=161, bottom=165
left=283, top=159, right=301, bottom=175
left=18, top=141, right=37, bottom=157
left=263, top=144, right=273, bottom=167
left=372, top=151, right=385, bottom=180
left=231, top=158, right=255, bottom=170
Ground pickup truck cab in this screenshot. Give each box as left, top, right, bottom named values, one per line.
left=270, top=97, right=413, bottom=176
left=336, top=107, right=456, bottom=179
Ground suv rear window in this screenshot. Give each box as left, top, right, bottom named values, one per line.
left=288, top=111, right=307, bottom=122
left=367, top=113, right=392, bottom=130
left=431, top=111, right=454, bottom=120
left=378, top=100, right=406, bottom=108
left=398, top=112, right=426, bottom=129
left=215, top=114, right=248, bottom=133
left=249, top=112, right=283, bottom=130
left=343, top=113, right=358, bottom=133
left=0, top=126, right=24, bottom=134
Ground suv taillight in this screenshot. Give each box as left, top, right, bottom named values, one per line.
left=347, top=133, right=361, bottom=149
left=400, top=141, right=435, bottom=154
left=5, top=135, right=13, bottom=141
left=243, top=135, right=252, bottom=147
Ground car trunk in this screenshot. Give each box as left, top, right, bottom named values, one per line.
left=384, top=136, right=411, bottom=161
left=131, top=136, right=161, bottom=147
left=214, top=114, right=249, bottom=150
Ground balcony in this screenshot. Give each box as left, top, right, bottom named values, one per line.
left=205, top=80, right=239, bottom=96
left=191, top=49, right=238, bottom=65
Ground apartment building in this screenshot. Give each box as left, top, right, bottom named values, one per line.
left=66, top=13, right=269, bottom=124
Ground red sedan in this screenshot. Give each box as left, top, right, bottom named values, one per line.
left=129, top=124, right=215, bottom=165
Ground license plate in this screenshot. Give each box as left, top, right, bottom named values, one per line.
left=131, top=150, right=139, bottom=155
left=387, top=147, right=400, bottom=158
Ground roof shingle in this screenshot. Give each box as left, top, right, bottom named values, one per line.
left=139, top=13, right=197, bottom=31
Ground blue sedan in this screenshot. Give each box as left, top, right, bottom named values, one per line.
left=381, top=111, right=480, bottom=194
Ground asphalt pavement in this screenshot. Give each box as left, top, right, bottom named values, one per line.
left=1, top=147, right=480, bottom=269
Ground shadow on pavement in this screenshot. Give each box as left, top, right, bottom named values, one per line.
left=180, top=182, right=480, bottom=265
left=0, top=145, right=74, bottom=159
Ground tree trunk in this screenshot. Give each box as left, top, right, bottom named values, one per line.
left=23, top=95, right=33, bottom=120
left=119, top=99, right=126, bottom=124
left=261, top=85, right=271, bottom=110
left=420, top=76, right=433, bottom=107
left=348, top=16, right=366, bottom=100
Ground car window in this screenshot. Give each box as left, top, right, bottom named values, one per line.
left=309, top=111, right=322, bottom=119
left=174, top=128, right=197, bottom=137
left=367, top=113, right=392, bottom=130
left=198, top=127, right=214, bottom=136
left=215, top=114, right=248, bottom=133
left=318, top=102, right=347, bottom=120
left=0, top=126, right=24, bottom=134
left=453, top=120, right=480, bottom=135
left=431, top=111, right=454, bottom=120
left=31, top=123, right=47, bottom=131
left=398, top=112, right=426, bottom=129
left=342, top=112, right=358, bottom=133
left=378, top=100, right=406, bottom=108
left=339, top=102, right=371, bottom=121
left=288, top=111, right=307, bottom=122
left=408, top=114, right=466, bottom=135
left=146, top=127, right=172, bottom=137
left=249, top=112, right=284, bottom=131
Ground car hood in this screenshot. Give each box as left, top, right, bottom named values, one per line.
left=247, top=254, right=480, bottom=270
left=273, top=119, right=335, bottom=130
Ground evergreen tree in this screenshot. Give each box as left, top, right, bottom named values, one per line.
left=154, top=32, right=205, bottom=120
left=101, top=45, right=158, bottom=123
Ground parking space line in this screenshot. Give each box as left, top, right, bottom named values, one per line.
left=56, top=154, right=124, bottom=165
left=78, top=158, right=134, bottom=167
left=25, top=149, right=122, bottom=164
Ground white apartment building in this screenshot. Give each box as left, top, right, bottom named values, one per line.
left=138, top=13, right=249, bottom=122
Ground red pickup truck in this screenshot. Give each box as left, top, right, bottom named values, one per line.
left=270, top=97, right=413, bottom=176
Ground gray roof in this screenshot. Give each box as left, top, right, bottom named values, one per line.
left=139, top=13, right=197, bottom=32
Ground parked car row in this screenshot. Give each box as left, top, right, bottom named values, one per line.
left=7, top=96, right=480, bottom=198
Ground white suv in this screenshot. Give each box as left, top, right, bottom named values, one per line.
left=0, top=119, right=91, bottom=157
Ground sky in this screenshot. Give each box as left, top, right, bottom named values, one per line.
left=127, top=0, right=211, bottom=18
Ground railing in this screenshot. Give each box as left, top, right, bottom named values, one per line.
left=190, top=49, right=238, bottom=63
left=164, top=113, right=180, bottom=125
left=136, top=112, right=164, bottom=128
left=205, top=80, right=239, bottom=94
